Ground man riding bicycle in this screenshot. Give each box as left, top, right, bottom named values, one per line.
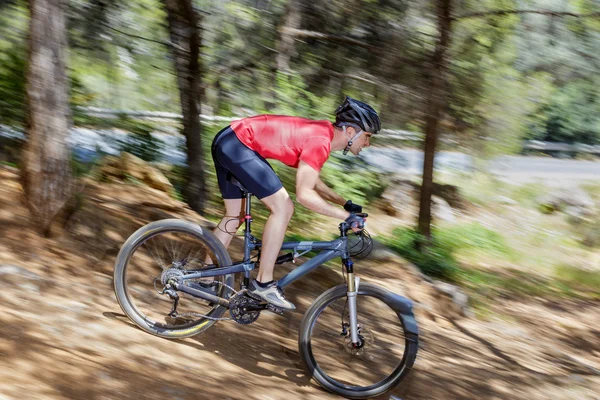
left=211, top=96, right=381, bottom=311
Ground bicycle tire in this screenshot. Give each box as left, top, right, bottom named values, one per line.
left=114, top=219, right=234, bottom=339
left=298, top=282, right=419, bottom=399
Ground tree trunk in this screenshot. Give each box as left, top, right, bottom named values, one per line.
left=162, top=0, right=206, bottom=213
left=417, top=0, right=453, bottom=240
left=22, top=0, right=72, bottom=236
left=276, top=0, right=303, bottom=72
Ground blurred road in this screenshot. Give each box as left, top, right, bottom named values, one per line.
left=2, top=126, right=599, bottom=186
left=487, top=155, right=600, bottom=185
left=360, top=148, right=600, bottom=186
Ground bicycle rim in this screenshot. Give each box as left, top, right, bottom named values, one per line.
left=307, top=292, right=408, bottom=390
left=122, top=227, right=228, bottom=331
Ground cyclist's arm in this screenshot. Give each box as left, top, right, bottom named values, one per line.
left=315, top=178, right=346, bottom=206
left=296, top=161, right=349, bottom=220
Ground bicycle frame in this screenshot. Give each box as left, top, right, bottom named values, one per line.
left=175, top=191, right=362, bottom=343
left=180, top=191, right=356, bottom=289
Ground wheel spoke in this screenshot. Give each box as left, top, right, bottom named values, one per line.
left=121, top=227, right=230, bottom=331
left=302, top=286, right=413, bottom=393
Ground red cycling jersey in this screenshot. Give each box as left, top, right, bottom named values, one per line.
left=231, top=115, right=334, bottom=172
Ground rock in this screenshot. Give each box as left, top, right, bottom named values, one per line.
left=538, top=188, right=595, bottom=216
left=97, top=153, right=174, bottom=194
left=432, top=281, right=470, bottom=318
left=432, top=196, right=455, bottom=223
left=103, top=229, right=124, bottom=242
left=73, top=224, right=95, bottom=238
left=369, top=240, right=403, bottom=262
left=434, top=183, right=468, bottom=210
left=18, top=282, right=40, bottom=294
left=378, top=177, right=469, bottom=218
left=0, top=265, right=43, bottom=281
left=379, top=180, right=418, bottom=217
left=495, top=195, right=518, bottom=205
left=145, top=168, right=174, bottom=193
left=120, top=152, right=146, bottom=181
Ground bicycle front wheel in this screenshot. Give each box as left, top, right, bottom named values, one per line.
left=114, top=219, right=234, bottom=339
left=299, top=282, right=418, bottom=399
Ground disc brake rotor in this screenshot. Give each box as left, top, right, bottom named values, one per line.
left=343, top=325, right=374, bottom=356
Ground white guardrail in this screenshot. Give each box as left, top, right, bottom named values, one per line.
left=78, top=108, right=600, bottom=154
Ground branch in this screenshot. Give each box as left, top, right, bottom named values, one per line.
left=280, top=27, right=374, bottom=49
left=103, top=23, right=188, bottom=53
left=323, top=70, right=424, bottom=100
left=454, top=10, right=600, bottom=20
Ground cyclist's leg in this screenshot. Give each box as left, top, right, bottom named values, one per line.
left=213, top=198, right=244, bottom=249
left=210, top=126, right=245, bottom=253
left=211, top=126, right=295, bottom=309
left=256, top=187, right=294, bottom=283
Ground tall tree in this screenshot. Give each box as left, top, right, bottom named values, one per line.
left=162, top=0, right=207, bottom=213
left=417, top=0, right=453, bottom=240
left=276, top=0, right=303, bottom=73
left=22, top=0, right=72, bottom=235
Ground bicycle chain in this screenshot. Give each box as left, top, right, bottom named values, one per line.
left=174, top=281, right=238, bottom=322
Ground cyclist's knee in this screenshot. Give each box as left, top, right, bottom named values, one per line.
left=263, top=189, right=294, bottom=220
left=282, top=197, right=294, bottom=221
left=273, top=197, right=294, bottom=220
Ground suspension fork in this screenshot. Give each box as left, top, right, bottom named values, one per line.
left=344, top=258, right=361, bottom=345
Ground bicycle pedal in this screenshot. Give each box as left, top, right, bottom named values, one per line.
left=267, top=304, right=285, bottom=315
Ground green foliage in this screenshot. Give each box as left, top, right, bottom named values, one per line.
left=162, top=164, right=189, bottom=202
left=436, top=223, right=517, bottom=260
left=555, top=264, right=600, bottom=295
left=272, top=71, right=337, bottom=119
left=120, top=131, right=160, bottom=162
left=567, top=215, right=600, bottom=248
left=508, top=182, right=549, bottom=209
left=527, top=78, right=600, bottom=144
left=383, top=222, right=599, bottom=299
left=93, top=115, right=163, bottom=162
left=383, top=227, right=460, bottom=281
left=384, top=223, right=516, bottom=282
left=0, top=43, right=97, bottom=127
left=0, top=41, right=26, bottom=126
left=320, top=155, right=387, bottom=205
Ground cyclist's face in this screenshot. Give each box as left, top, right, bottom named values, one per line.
left=349, top=130, right=372, bottom=155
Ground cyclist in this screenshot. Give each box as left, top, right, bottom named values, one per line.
left=210, top=96, right=381, bottom=310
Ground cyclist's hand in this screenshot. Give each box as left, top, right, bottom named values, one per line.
left=344, top=200, right=363, bottom=213
left=345, top=213, right=366, bottom=233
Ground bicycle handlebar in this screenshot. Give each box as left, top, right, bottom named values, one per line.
left=341, top=213, right=368, bottom=233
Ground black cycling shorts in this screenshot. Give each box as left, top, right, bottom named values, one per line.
left=211, top=126, right=283, bottom=200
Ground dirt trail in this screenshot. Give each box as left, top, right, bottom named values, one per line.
left=0, top=166, right=598, bottom=399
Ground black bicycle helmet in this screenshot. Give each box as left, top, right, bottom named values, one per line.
left=335, top=96, right=381, bottom=134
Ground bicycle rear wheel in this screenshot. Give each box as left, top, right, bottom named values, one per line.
left=114, top=219, right=234, bottom=339
left=299, top=282, right=418, bottom=399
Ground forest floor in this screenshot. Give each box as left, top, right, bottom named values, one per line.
left=0, top=165, right=599, bottom=400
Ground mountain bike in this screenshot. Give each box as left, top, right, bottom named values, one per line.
left=113, top=189, right=419, bottom=399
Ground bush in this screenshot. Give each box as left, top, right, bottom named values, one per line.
left=555, top=264, right=600, bottom=295
left=435, top=222, right=516, bottom=261
left=0, top=42, right=26, bottom=126
left=383, top=227, right=460, bottom=281
left=383, top=223, right=516, bottom=282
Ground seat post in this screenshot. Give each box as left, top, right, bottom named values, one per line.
left=242, top=191, right=253, bottom=283
left=243, top=191, right=252, bottom=234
